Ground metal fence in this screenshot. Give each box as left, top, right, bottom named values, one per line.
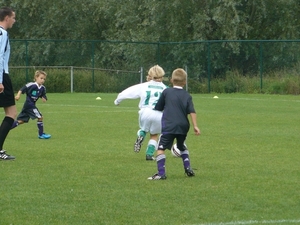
left=10, top=66, right=144, bottom=93
left=9, top=39, right=300, bottom=93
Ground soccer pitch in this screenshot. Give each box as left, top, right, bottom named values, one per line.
left=1, top=93, right=300, bottom=225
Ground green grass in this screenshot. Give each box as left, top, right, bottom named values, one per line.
left=1, top=93, right=300, bottom=225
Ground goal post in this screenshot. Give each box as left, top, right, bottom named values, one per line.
left=10, top=66, right=143, bottom=93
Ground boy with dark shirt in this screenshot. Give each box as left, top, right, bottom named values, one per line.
left=11, top=70, right=51, bottom=139
left=148, top=68, right=200, bottom=180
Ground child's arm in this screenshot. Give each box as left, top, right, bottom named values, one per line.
left=41, top=88, right=48, bottom=103
left=189, top=113, right=200, bottom=135
left=15, top=90, right=22, bottom=101
left=41, top=94, right=47, bottom=102
left=114, top=84, right=141, bottom=105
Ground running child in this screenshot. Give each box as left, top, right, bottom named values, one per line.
left=114, top=65, right=167, bottom=160
left=11, top=70, right=51, bottom=139
left=148, top=68, right=200, bottom=180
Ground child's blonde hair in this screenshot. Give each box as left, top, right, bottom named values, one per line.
left=171, top=68, right=187, bottom=86
left=34, top=70, right=47, bottom=80
left=148, top=65, right=165, bottom=81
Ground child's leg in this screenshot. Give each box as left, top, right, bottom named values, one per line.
left=177, top=136, right=191, bottom=169
left=151, top=134, right=173, bottom=177
left=148, top=150, right=166, bottom=180
left=177, top=138, right=195, bottom=176
left=37, top=117, right=51, bottom=139
left=137, top=129, right=146, bottom=138
left=12, top=111, right=28, bottom=129
left=146, top=134, right=157, bottom=157
left=11, top=120, right=18, bottom=129
left=134, top=129, right=146, bottom=152
left=146, top=139, right=156, bottom=156
left=156, top=134, right=174, bottom=175
left=11, top=120, right=24, bottom=129
left=37, top=119, right=44, bottom=136
left=180, top=148, right=191, bottom=169
left=156, top=150, right=166, bottom=176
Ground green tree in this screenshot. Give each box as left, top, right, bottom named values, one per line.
left=2, top=0, right=300, bottom=78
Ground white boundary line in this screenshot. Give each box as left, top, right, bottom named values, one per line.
left=43, top=110, right=137, bottom=114
left=43, top=104, right=136, bottom=109
left=189, top=219, right=300, bottom=225
left=193, top=96, right=300, bottom=103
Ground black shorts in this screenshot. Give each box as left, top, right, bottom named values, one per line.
left=157, top=133, right=187, bottom=151
left=17, top=107, right=43, bottom=122
left=0, top=73, right=15, bottom=108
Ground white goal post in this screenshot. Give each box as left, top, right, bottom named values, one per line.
left=10, top=66, right=144, bottom=93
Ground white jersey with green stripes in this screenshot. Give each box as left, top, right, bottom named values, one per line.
left=115, top=80, right=167, bottom=109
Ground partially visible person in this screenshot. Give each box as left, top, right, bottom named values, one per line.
left=148, top=68, right=200, bottom=180
left=114, top=65, right=167, bottom=160
left=0, top=7, right=17, bottom=160
left=133, top=73, right=158, bottom=158
left=11, top=70, right=51, bottom=139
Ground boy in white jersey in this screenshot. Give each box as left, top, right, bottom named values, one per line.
left=114, top=65, right=167, bottom=160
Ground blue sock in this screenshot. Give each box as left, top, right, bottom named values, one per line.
left=11, top=121, right=19, bottom=129
left=37, top=121, right=44, bottom=136
left=156, top=154, right=166, bottom=176
left=181, top=150, right=191, bottom=169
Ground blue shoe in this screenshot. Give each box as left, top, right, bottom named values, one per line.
left=38, top=133, right=51, bottom=139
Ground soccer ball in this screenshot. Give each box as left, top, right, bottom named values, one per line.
left=171, top=143, right=181, bottom=157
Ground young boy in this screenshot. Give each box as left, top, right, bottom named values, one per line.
left=133, top=73, right=156, bottom=157
left=114, top=65, right=168, bottom=160
left=11, top=70, right=51, bottom=139
left=148, top=68, right=200, bottom=180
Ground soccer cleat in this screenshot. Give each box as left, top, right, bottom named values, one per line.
left=185, top=167, right=195, bottom=177
left=134, top=136, right=144, bottom=153
left=147, top=173, right=167, bottom=180
left=38, top=133, right=51, bottom=139
left=146, top=155, right=155, bottom=161
left=0, top=150, right=15, bottom=160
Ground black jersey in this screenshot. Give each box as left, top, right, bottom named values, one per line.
left=20, top=82, right=47, bottom=109
left=155, top=86, right=196, bottom=135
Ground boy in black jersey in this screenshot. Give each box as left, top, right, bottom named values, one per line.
left=11, top=70, right=51, bottom=139
left=148, top=68, right=200, bottom=180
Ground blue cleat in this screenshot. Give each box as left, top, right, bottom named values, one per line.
left=38, top=133, right=51, bottom=139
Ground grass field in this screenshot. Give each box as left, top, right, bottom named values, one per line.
left=1, top=93, right=300, bottom=225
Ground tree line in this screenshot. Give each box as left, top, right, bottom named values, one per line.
left=2, top=0, right=300, bottom=79
left=5, top=0, right=300, bottom=41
